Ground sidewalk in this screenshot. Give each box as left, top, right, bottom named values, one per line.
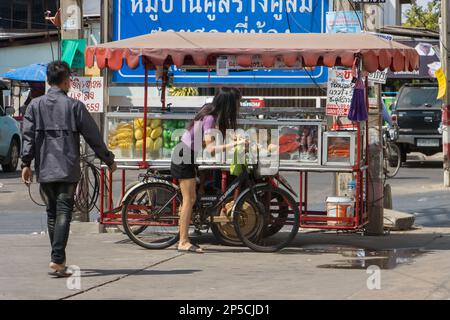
left=1, top=227, right=450, bottom=300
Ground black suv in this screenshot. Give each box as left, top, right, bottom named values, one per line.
left=391, top=83, right=442, bottom=163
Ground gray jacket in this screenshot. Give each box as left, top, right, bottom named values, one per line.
left=21, top=87, right=114, bottom=183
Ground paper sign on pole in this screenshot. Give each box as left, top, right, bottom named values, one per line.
left=45, top=76, right=104, bottom=112
left=326, top=68, right=355, bottom=116
left=68, top=77, right=104, bottom=112
left=436, top=67, right=447, bottom=99
left=326, top=11, right=363, bottom=33
left=368, top=69, right=388, bottom=84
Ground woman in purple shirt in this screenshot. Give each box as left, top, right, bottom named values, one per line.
left=171, top=87, right=242, bottom=253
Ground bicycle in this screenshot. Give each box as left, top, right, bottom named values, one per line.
left=120, top=150, right=300, bottom=252
left=382, top=125, right=401, bottom=178
left=33, top=153, right=107, bottom=212
left=73, top=153, right=102, bottom=213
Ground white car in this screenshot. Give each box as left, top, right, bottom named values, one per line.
left=0, top=105, right=21, bottom=172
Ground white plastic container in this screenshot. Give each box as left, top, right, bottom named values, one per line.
left=326, top=196, right=355, bottom=226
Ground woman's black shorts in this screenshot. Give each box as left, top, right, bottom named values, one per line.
left=170, top=145, right=198, bottom=179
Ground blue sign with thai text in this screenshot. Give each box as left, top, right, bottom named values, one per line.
left=112, top=0, right=330, bottom=85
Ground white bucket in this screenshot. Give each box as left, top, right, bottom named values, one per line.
left=326, top=196, right=355, bottom=226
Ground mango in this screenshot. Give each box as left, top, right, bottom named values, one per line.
left=145, top=128, right=152, bottom=137
left=150, top=127, right=162, bottom=139
left=134, top=118, right=144, bottom=128
left=134, top=128, right=143, bottom=140
left=153, top=137, right=163, bottom=150
left=135, top=139, right=151, bottom=149
left=150, top=119, right=162, bottom=129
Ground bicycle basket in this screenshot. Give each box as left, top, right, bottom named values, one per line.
left=243, top=137, right=279, bottom=178
left=254, top=157, right=279, bottom=178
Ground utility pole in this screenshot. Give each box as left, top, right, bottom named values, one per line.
left=363, top=1, right=384, bottom=235
left=61, top=0, right=89, bottom=222
left=441, top=0, right=450, bottom=187
left=331, top=1, right=383, bottom=234
left=333, top=1, right=352, bottom=199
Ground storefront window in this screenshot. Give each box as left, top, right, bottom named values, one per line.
left=1, top=0, right=57, bottom=31
left=12, top=1, right=29, bottom=29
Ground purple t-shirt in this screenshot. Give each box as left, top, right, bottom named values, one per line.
left=181, top=115, right=216, bottom=153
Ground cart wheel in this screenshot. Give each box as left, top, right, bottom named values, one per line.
left=210, top=197, right=260, bottom=246
left=233, top=185, right=299, bottom=252
left=117, top=181, right=148, bottom=235
left=121, top=182, right=180, bottom=249
left=262, top=193, right=289, bottom=237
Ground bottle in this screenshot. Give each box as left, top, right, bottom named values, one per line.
left=347, top=180, right=356, bottom=200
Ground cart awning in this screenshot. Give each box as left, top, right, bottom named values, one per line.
left=85, top=31, right=419, bottom=73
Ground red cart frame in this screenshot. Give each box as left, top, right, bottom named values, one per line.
left=85, top=31, right=418, bottom=231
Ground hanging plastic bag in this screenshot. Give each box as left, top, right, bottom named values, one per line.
left=230, top=145, right=248, bottom=176
left=348, top=77, right=368, bottom=122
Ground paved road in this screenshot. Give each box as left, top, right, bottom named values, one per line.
left=0, top=154, right=449, bottom=234
left=2, top=228, right=450, bottom=299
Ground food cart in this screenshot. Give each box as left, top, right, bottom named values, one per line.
left=85, top=31, right=419, bottom=234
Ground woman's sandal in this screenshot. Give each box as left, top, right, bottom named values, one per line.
left=177, top=244, right=204, bottom=254
left=48, top=267, right=73, bottom=278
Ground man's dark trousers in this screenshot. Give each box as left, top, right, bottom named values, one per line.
left=40, top=182, right=77, bottom=264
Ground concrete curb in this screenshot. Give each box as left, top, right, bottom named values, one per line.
left=384, top=209, right=416, bottom=230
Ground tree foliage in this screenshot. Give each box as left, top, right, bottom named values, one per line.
left=403, top=0, right=441, bottom=32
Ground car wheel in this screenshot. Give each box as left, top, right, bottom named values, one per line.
left=2, top=139, right=19, bottom=172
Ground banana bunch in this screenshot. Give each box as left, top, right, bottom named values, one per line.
left=134, top=118, right=163, bottom=152
left=108, top=122, right=133, bottom=149
left=169, top=87, right=199, bottom=96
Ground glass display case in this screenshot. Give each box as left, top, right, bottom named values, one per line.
left=322, top=131, right=357, bottom=166
left=105, top=112, right=326, bottom=168
left=105, top=112, right=192, bottom=162
left=278, top=120, right=322, bottom=166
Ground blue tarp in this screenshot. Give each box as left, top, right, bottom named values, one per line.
left=0, top=63, right=47, bottom=82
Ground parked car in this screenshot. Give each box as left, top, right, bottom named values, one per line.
left=0, top=105, right=21, bottom=172
left=391, top=83, right=442, bottom=163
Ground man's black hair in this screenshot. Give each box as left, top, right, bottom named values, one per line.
left=47, top=61, right=71, bottom=85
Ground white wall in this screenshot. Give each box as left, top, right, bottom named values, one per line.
left=382, top=0, right=399, bottom=27
left=0, top=41, right=58, bottom=75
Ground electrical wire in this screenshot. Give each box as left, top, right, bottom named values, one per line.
left=345, top=0, right=364, bottom=31
left=27, top=184, right=46, bottom=207
left=283, top=1, right=326, bottom=94
left=302, top=67, right=328, bottom=94
left=27, top=156, right=106, bottom=213
left=0, top=16, right=51, bottom=27
left=283, top=10, right=313, bottom=34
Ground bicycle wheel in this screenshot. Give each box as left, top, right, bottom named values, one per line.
left=210, top=196, right=260, bottom=246
left=121, top=182, right=180, bottom=249
left=117, top=181, right=148, bottom=235
left=384, top=143, right=401, bottom=178
left=233, top=184, right=300, bottom=252
left=74, top=163, right=100, bottom=213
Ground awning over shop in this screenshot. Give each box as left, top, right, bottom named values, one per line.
left=85, top=31, right=420, bottom=73
left=0, top=63, right=47, bottom=82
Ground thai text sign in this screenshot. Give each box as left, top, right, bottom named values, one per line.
left=69, top=77, right=104, bottom=113
left=326, top=68, right=355, bottom=116
left=113, top=0, right=329, bottom=85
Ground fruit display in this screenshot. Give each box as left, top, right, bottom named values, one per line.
left=169, top=87, right=199, bottom=96
left=133, top=118, right=163, bottom=158
left=162, top=119, right=186, bottom=155
left=108, top=121, right=134, bottom=158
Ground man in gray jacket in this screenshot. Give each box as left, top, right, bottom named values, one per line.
left=21, top=61, right=117, bottom=276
